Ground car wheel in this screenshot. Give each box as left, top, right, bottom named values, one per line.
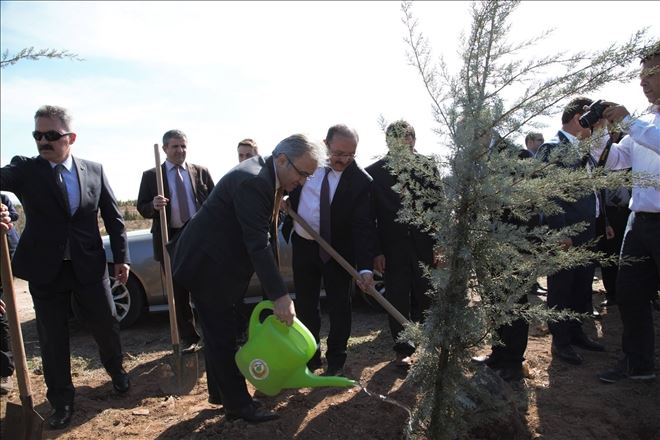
left=108, top=268, right=145, bottom=329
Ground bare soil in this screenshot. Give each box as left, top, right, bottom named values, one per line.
left=1, top=275, right=659, bottom=440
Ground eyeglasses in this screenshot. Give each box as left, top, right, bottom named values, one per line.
left=32, top=130, right=73, bottom=142
left=329, top=151, right=355, bottom=159
left=284, top=154, right=313, bottom=179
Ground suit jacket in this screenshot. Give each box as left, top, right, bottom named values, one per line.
left=171, top=155, right=286, bottom=300
left=537, top=131, right=597, bottom=246
left=0, top=193, right=20, bottom=256
left=1, top=155, right=129, bottom=285
left=365, top=155, right=434, bottom=264
left=283, top=160, right=376, bottom=271
left=136, top=162, right=214, bottom=261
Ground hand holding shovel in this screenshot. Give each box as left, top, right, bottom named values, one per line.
left=153, top=144, right=199, bottom=395
left=1, top=227, right=44, bottom=439
left=284, top=205, right=410, bottom=326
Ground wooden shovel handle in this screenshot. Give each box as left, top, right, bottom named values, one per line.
left=1, top=231, right=34, bottom=401
left=154, top=144, right=181, bottom=347
left=285, top=206, right=410, bottom=326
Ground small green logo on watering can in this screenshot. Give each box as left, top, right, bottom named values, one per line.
left=236, top=301, right=356, bottom=396
left=249, top=359, right=269, bottom=380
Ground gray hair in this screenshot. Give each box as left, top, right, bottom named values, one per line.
left=163, top=129, right=187, bottom=145
left=326, top=124, right=359, bottom=143
left=272, top=134, right=324, bottom=164
left=34, top=105, right=73, bottom=131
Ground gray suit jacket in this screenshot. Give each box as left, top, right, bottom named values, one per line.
left=1, top=155, right=129, bottom=285
left=171, top=155, right=286, bottom=300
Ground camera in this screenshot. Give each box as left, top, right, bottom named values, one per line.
left=579, top=99, right=609, bottom=128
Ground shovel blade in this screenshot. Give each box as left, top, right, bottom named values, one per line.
left=4, top=401, right=44, bottom=440
left=157, top=352, right=199, bottom=396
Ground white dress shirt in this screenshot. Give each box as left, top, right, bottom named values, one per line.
left=294, top=165, right=341, bottom=240
left=598, top=108, right=660, bottom=213
left=165, top=160, right=197, bottom=227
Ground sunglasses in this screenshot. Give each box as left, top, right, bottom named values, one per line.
left=284, top=154, right=313, bottom=179
left=32, top=130, right=73, bottom=142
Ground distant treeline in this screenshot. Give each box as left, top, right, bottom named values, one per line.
left=9, top=200, right=144, bottom=235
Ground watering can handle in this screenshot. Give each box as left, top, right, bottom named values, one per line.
left=249, top=300, right=274, bottom=339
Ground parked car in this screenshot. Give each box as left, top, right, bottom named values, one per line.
left=102, top=228, right=294, bottom=328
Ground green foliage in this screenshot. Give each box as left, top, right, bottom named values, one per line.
left=394, top=1, right=652, bottom=438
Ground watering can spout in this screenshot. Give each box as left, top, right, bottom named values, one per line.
left=284, top=368, right=357, bottom=390
left=235, top=301, right=358, bottom=396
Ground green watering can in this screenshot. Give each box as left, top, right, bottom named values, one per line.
left=235, top=300, right=357, bottom=396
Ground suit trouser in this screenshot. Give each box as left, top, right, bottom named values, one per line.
left=597, top=206, right=630, bottom=301
left=489, top=291, right=531, bottom=367
left=186, top=257, right=252, bottom=412
left=159, top=262, right=199, bottom=343
left=0, top=288, right=15, bottom=377
left=383, top=240, right=432, bottom=356
left=29, top=262, right=123, bottom=408
left=616, top=212, right=659, bottom=371
left=547, top=264, right=595, bottom=347
left=292, top=232, right=352, bottom=368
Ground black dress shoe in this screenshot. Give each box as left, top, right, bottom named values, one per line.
left=551, top=344, right=583, bottom=365
left=571, top=333, right=605, bottom=352
left=394, top=354, right=414, bottom=371
left=111, top=369, right=130, bottom=393
left=48, top=405, right=74, bottom=430
left=323, top=365, right=344, bottom=377
left=226, top=401, right=279, bottom=423
left=307, top=358, right=322, bottom=371
left=495, top=365, right=524, bottom=382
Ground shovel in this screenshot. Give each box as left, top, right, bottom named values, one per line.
left=1, top=231, right=44, bottom=439
left=153, top=144, right=199, bottom=395
left=285, top=206, right=410, bottom=326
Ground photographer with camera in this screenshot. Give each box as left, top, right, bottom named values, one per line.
left=591, top=43, right=660, bottom=383
left=537, top=97, right=608, bottom=366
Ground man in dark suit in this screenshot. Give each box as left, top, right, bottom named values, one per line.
left=537, top=97, right=607, bottom=366
left=171, top=134, right=323, bottom=423
left=0, top=105, right=131, bottom=429
left=137, top=129, right=214, bottom=352
left=0, top=193, right=20, bottom=395
left=283, top=124, right=376, bottom=377
left=366, top=120, right=436, bottom=370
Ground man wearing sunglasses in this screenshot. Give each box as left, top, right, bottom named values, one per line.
left=0, top=105, right=131, bottom=430
left=282, top=124, right=376, bottom=377
left=170, top=134, right=323, bottom=423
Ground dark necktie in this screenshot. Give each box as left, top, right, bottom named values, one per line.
left=54, top=164, right=71, bottom=215
left=175, top=165, right=192, bottom=224
left=319, top=167, right=332, bottom=263
left=54, top=164, right=71, bottom=259
left=272, top=187, right=285, bottom=266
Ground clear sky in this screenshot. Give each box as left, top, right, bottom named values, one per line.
left=1, top=1, right=658, bottom=201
